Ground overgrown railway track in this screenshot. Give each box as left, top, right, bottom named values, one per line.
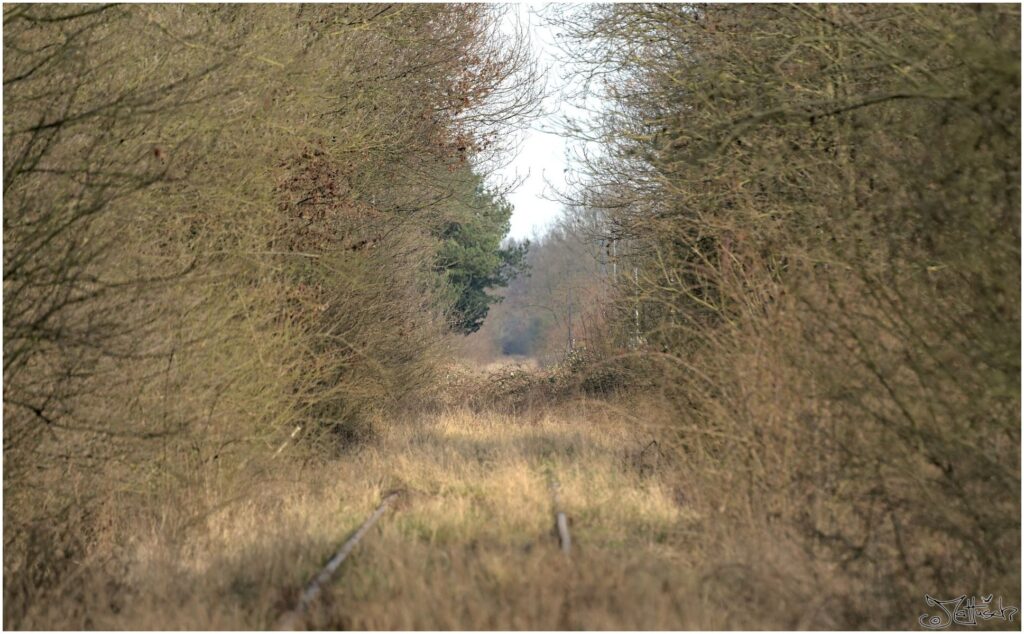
left=275, top=470, right=575, bottom=630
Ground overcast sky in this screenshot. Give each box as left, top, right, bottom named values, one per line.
left=497, top=5, right=571, bottom=242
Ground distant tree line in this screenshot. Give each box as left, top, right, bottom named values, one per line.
left=462, top=211, right=610, bottom=362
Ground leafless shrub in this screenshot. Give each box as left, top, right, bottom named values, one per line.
left=550, top=3, right=1020, bottom=626
left=4, top=4, right=539, bottom=627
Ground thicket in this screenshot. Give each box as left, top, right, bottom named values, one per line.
left=3, top=5, right=536, bottom=626
left=551, top=4, right=1020, bottom=627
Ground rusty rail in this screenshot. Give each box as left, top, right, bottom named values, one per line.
left=548, top=476, right=572, bottom=555
left=275, top=492, right=399, bottom=630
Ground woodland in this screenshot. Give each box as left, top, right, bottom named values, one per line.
left=3, top=4, right=1020, bottom=630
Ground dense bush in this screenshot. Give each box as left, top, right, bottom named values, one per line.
left=3, top=5, right=536, bottom=626
left=551, top=4, right=1020, bottom=626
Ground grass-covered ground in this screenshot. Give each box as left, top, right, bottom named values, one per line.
left=50, top=398, right=703, bottom=629
left=14, top=358, right=1017, bottom=630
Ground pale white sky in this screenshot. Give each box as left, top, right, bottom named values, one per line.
left=498, top=5, right=571, bottom=241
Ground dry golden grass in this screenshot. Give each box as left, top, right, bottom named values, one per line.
left=18, top=389, right=1001, bottom=630
left=15, top=402, right=719, bottom=630
left=12, top=347, right=1012, bottom=630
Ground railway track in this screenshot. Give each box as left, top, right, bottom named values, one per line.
left=275, top=492, right=402, bottom=630
left=275, top=472, right=574, bottom=630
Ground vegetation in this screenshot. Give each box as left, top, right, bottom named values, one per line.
left=3, top=4, right=537, bottom=627
left=539, top=3, right=1021, bottom=627
left=462, top=215, right=611, bottom=360
left=3, top=3, right=1019, bottom=631
left=435, top=171, right=528, bottom=334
